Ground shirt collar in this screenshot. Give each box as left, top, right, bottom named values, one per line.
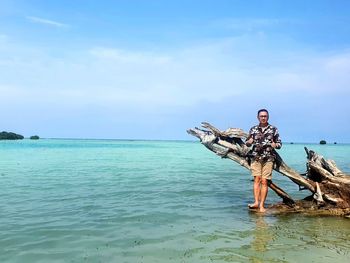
left=258, top=123, right=270, bottom=130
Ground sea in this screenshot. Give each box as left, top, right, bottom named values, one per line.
left=1, top=139, right=349, bottom=263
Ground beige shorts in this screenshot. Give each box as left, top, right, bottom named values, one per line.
left=251, top=161, right=273, bottom=180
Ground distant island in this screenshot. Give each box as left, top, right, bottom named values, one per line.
left=320, top=140, right=327, bottom=145
left=30, top=135, right=40, bottom=140
left=0, top=131, right=24, bottom=140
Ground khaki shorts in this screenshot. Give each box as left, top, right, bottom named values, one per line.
left=251, top=161, right=273, bottom=180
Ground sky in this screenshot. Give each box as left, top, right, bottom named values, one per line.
left=1, top=0, right=350, bottom=142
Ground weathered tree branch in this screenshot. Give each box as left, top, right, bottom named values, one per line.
left=187, top=122, right=350, bottom=216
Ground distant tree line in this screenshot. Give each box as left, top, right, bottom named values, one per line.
left=0, top=131, right=24, bottom=140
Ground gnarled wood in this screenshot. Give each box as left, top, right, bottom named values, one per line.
left=187, top=122, right=350, bottom=217
left=305, top=148, right=350, bottom=209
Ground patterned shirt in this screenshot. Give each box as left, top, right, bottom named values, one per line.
left=246, top=124, right=282, bottom=162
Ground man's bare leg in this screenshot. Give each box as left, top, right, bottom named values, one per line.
left=259, top=178, right=268, bottom=212
left=249, top=176, right=261, bottom=208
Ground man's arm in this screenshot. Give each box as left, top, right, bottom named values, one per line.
left=272, top=128, right=282, bottom=149
left=245, top=128, right=254, bottom=147
left=246, top=137, right=254, bottom=147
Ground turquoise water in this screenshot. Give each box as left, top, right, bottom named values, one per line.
left=1, top=139, right=349, bottom=263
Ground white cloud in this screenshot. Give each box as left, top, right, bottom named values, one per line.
left=26, top=16, right=68, bottom=28
left=1, top=36, right=350, bottom=112
left=89, top=47, right=171, bottom=64
left=324, top=52, right=350, bottom=74
left=0, top=34, right=8, bottom=41
left=1, top=34, right=350, bottom=139
left=211, top=18, right=285, bottom=32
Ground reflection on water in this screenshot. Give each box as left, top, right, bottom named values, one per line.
left=245, top=214, right=350, bottom=263
left=206, top=214, right=350, bottom=263
left=250, top=215, right=273, bottom=254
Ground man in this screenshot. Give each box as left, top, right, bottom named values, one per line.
left=245, top=109, right=282, bottom=213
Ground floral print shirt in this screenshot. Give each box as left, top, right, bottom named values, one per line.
left=246, top=124, right=282, bottom=162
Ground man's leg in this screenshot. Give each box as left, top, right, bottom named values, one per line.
left=249, top=161, right=262, bottom=208
left=259, top=178, right=268, bottom=212
left=259, top=161, right=273, bottom=212
left=250, top=176, right=261, bottom=208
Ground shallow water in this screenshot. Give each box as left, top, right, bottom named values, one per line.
left=1, top=139, right=349, bottom=262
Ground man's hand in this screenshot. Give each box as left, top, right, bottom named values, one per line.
left=271, top=142, right=280, bottom=149
left=246, top=138, right=254, bottom=147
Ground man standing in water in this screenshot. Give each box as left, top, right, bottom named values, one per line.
left=245, top=109, right=282, bottom=213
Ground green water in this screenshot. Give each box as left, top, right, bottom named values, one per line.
left=1, top=139, right=349, bottom=262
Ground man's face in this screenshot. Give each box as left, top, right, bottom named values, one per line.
left=258, top=111, right=269, bottom=125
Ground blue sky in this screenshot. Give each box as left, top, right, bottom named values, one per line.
left=1, top=0, right=350, bottom=142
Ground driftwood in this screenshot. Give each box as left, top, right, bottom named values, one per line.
left=187, top=122, right=350, bottom=217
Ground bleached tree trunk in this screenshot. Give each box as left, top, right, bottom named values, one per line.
left=187, top=122, right=350, bottom=217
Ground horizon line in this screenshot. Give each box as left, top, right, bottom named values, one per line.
left=3, top=137, right=349, bottom=144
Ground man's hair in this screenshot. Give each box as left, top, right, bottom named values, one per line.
left=257, top=109, right=269, bottom=116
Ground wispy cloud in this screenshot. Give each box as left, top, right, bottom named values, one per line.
left=0, top=34, right=8, bottom=41
left=26, top=16, right=68, bottom=28
left=1, top=39, right=349, bottom=109
left=1, top=36, right=350, bottom=139
left=210, top=17, right=296, bottom=33
left=89, top=47, right=171, bottom=64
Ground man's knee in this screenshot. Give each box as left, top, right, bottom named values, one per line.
left=261, top=178, right=268, bottom=186
left=254, top=176, right=262, bottom=183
